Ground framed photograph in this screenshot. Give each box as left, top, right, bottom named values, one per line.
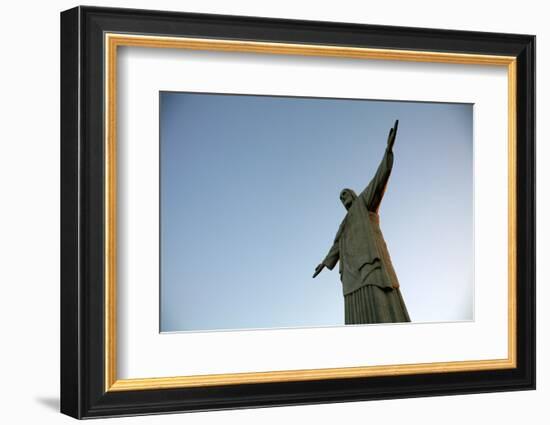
left=60, top=6, right=535, bottom=419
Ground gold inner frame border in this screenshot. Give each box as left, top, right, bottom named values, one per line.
left=104, top=33, right=517, bottom=392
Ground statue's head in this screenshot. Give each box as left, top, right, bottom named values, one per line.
left=340, top=188, right=357, bottom=210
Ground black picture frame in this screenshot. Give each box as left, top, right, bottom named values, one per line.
left=60, top=5, right=535, bottom=419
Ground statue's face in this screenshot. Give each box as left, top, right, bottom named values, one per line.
left=340, top=190, right=355, bottom=210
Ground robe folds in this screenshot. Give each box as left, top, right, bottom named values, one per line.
left=321, top=147, right=411, bottom=324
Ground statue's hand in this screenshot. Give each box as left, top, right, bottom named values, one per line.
left=387, top=119, right=399, bottom=150
left=312, top=263, right=325, bottom=278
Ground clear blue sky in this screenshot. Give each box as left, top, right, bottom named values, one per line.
left=160, top=92, right=473, bottom=332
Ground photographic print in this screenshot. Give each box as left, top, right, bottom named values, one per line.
left=61, top=7, right=534, bottom=418
left=159, top=92, right=474, bottom=332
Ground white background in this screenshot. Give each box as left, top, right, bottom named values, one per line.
left=0, top=1, right=545, bottom=424
left=118, top=47, right=508, bottom=378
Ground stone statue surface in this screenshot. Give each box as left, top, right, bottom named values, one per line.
left=313, top=120, right=411, bottom=324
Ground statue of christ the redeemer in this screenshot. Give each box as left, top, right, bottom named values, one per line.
left=312, top=120, right=411, bottom=324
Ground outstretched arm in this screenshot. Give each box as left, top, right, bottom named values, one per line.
left=312, top=242, right=339, bottom=278
left=359, top=120, right=398, bottom=212
left=313, top=221, right=344, bottom=278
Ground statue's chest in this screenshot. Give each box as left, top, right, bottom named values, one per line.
left=341, top=209, right=377, bottom=247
